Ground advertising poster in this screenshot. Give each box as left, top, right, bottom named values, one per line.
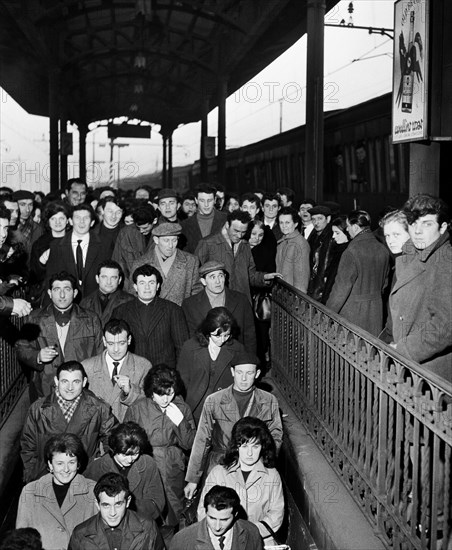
left=392, top=0, right=429, bottom=143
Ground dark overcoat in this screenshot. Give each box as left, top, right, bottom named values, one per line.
left=80, top=288, right=134, bottom=325
left=181, top=209, right=227, bottom=254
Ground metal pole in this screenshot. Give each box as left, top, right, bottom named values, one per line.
left=162, top=135, right=167, bottom=187
left=168, top=131, right=173, bottom=188
left=305, top=0, right=325, bottom=203
left=60, top=118, right=68, bottom=186
left=217, top=78, right=227, bottom=185
left=49, top=70, right=59, bottom=192
left=200, top=98, right=208, bottom=181
left=78, top=124, right=87, bottom=182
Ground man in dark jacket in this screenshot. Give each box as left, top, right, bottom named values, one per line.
left=20, top=361, right=117, bottom=483
left=69, top=473, right=164, bottom=550
left=112, top=264, right=188, bottom=368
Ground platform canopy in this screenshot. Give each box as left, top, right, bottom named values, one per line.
left=0, top=0, right=338, bottom=129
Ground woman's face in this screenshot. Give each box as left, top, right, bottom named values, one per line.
left=279, top=214, right=297, bottom=235
left=49, top=452, right=78, bottom=485
left=384, top=220, right=410, bottom=254
left=114, top=447, right=140, bottom=468
left=226, top=198, right=239, bottom=213
left=33, top=207, right=42, bottom=224
left=248, top=226, right=264, bottom=248
left=238, top=438, right=262, bottom=470
left=49, top=212, right=68, bottom=234
left=209, top=328, right=231, bottom=348
left=332, top=225, right=348, bottom=245
left=152, top=388, right=175, bottom=409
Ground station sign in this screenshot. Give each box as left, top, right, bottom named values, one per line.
left=108, top=123, right=151, bottom=139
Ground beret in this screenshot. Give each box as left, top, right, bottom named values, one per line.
left=157, top=188, right=178, bottom=201
left=152, top=222, right=182, bottom=237
left=199, top=260, right=227, bottom=278
left=308, top=205, right=331, bottom=217
left=231, top=351, right=260, bottom=367
left=12, top=190, right=34, bottom=201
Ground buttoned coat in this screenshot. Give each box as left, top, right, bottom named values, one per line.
left=112, top=297, right=189, bottom=368
left=181, top=210, right=227, bottom=254
left=16, top=473, right=97, bottom=550
left=84, top=453, right=165, bottom=520
left=128, top=247, right=202, bottom=306
left=195, top=232, right=266, bottom=303
left=80, top=288, right=134, bottom=326
left=15, top=303, right=104, bottom=398
left=169, top=517, right=263, bottom=550
left=112, top=223, right=148, bottom=281
left=45, top=231, right=111, bottom=299
left=326, top=230, right=390, bottom=336
left=68, top=509, right=165, bottom=550
left=82, top=351, right=152, bottom=421
left=177, top=337, right=246, bottom=423
left=276, top=230, right=310, bottom=293
left=198, top=460, right=284, bottom=544
left=185, top=385, right=282, bottom=485
left=390, top=233, right=452, bottom=382
left=182, top=288, right=257, bottom=353
left=21, top=389, right=117, bottom=483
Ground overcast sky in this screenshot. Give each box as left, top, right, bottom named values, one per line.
left=0, top=0, right=395, bottom=192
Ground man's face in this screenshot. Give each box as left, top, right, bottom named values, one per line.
left=226, top=220, right=248, bottom=244
left=158, top=198, right=178, bottom=221
left=136, top=222, right=153, bottom=236
left=196, top=192, right=215, bottom=216
left=153, top=235, right=178, bottom=259
left=346, top=219, right=359, bottom=239
left=182, top=199, right=196, bottom=217
left=216, top=191, right=225, bottom=209
left=97, top=490, right=131, bottom=528
left=70, top=209, right=94, bottom=235
left=67, top=183, right=87, bottom=206
left=205, top=505, right=235, bottom=537
left=0, top=218, right=8, bottom=247
left=202, top=270, right=226, bottom=295
left=263, top=200, right=279, bottom=220
left=4, top=201, right=19, bottom=226
left=102, top=202, right=123, bottom=229
left=103, top=329, right=131, bottom=361
left=48, top=280, right=77, bottom=309
left=18, top=199, right=34, bottom=221
left=135, top=188, right=150, bottom=200
left=54, top=369, right=86, bottom=401
left=312, top=214, right=330, bottom=233
left=409, top=214, right=447, bottom=250
left=134, top=274, right=160, bottom=302
left=299, top=203, right=313, bottom=223
left=96, top=267, right=121, bottom=294
left=241, top=200, right=259, bottom=220
left=231, top=363, right=260, bottom=392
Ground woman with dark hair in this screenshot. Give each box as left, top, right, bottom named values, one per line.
left=197, top=417, right=284, bottom=546
left=84, top=421, right=166, bottom=521
left=177, top=306, right=246, bottom=423
left=224, top=193, right=240, bottom=213
left=124, top=365, right=195, bottom=525
left=321, top=215, right=350, bottom=304
left=29, top=201, right=70, bottom=305
left=16, top=433, right=97, bottom=550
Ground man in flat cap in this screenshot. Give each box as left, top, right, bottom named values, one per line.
left=156, top=188, right=183, bottom=224
left=182, top=260, right=256, bottom=353
left=12, top=190, right=44, bottom=263
left=127, top=222, right=202, bottom=306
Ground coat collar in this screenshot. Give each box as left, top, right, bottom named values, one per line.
left=195, top=518, right=249, bottom=549
left=401, top=231, right=450, bottom=263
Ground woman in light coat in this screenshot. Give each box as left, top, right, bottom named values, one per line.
left=16, top=434, right=97, bottom=550
left=198, top=417, right=284, bottom=547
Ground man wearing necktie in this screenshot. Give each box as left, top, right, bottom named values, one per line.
left=169, top=486, right=262, bottom=550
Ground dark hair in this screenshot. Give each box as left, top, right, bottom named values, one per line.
left=132, top=203, right=156, bottom=225
left=403, top=194, right=450, bottom=226
left=277, top=206, right=301, bottom=228
left=240, top=193, right=261, bottom=209
left=262, top=193, right=281, bottom=207
left=65, top=178, right=88, bottom=193
left=277, top=187, right=295, bottom=203
left=0, top=205, right=11, bottom=222
left=249, top=218, right=265, bottom=231
left=71, top=203, right=95, bottom=221
left=0, top=528, right=43, bottom=550
left=331, top=215, right=348, bottom=234
left=196, top=307, right=237, bottom=346
left=56, top=360, right=87, bottom=380
left=224, top=193, right=240, bottom=212
left=347, top=209, right=371, bottom=228
left=44, top=433, right=86, bottom=465
left=196, top=183, right=216, bottom=198
left=94, top=472, right=131, bottom=501
left=134, top=186, right=152, bottom=199
left=108, top=422, right=150, bottom=455
left=226, top=209, right=251, bottom=226
left=48, top=271, right=78, bottom=290
left=143, top=364, right=182, bottom=397
left=203, top=485, right=240, bottom=515
left=300, top=198, right=316, bottom=207
left=97, top=186, right=118, bottom=200
left=182, top=192, right=196, bottom=203
left=103, top=318, right=131, bottom=338
left=96, top=259, right=124, bottom=279
left=43, top=201, right=70, bottom=230
left=97, top=195, right=124, bottom=211
left=132, top=264, right=163, bottom=286
left=221, top=417, right=276, bottom=469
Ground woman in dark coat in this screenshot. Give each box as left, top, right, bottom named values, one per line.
left=321, top=215, right=350, bottom=304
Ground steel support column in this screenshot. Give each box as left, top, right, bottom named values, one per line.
left=49, top=71, right=59, bottom=192
left=78, top=125, right=87, bottom=182
left=305, top=0, right=325, bottom=203
left=200, top=98, right=209, bottom=182
left=162, top=135, right=167, bottom=187
left=60, top=118, right=68, bottom=186
left=217, top=78, right=227, bottom=186
left=168, top=132, right=173, bottom=188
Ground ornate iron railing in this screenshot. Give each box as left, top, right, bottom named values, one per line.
left=271, top=279, right=452, bottom=550
left=0, top=290, right=27, bottom=429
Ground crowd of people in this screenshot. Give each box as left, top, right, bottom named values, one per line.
left=0, top=179, right=450, bottom=549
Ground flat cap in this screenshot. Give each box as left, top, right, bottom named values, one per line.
left=231, top=351, right=260, bottom=367
left=152, top=222, right=182, bottom=237
left=12, top=190, right=34, bottom=201
left=199, top=260, right=227, bottom=278
left=157, top=188, right=178, bottom=201
left=309, top=205, right=331, bottom=217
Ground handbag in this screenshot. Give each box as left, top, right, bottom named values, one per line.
left=253, top=291, right=272, bottom=321
left=179, top=496, right=199, bottom=529
left=260, top=520, right=291, bottom=550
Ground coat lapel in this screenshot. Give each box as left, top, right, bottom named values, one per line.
left=144, top=298, right=166, bottom=337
